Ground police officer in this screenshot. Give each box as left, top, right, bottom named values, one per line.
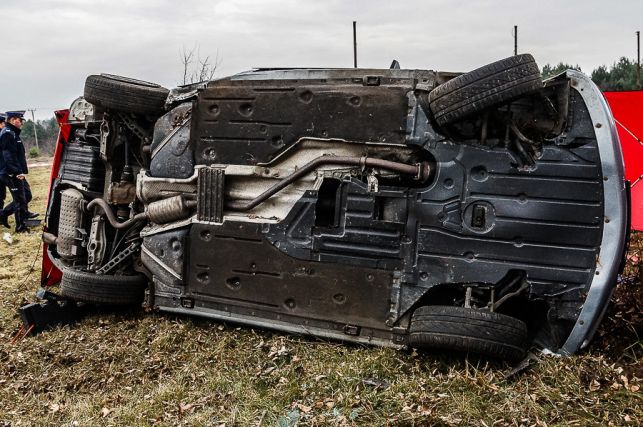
left=0, top=111, right=33, bottom=232
left=0, top=114, right=8, bottom=228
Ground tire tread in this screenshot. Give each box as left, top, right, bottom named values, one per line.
left=409, top=305, right=528, bottom=361
left=84, top=75, right=169, bottom=115
left=60, top=268, right=147, bottom=305
left=428, top=54, right=541, bottom=126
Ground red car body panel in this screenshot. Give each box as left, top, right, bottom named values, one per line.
left=604, top=90, right=643, bottom=230
left=39, top=109, right=69, bottom=288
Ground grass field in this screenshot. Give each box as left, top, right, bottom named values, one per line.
left=0, top=166, right=640, bottom=426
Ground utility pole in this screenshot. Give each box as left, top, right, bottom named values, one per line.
left=353, top=21, right=357, bottom=68
left=513, top=25, right=518, bottom=56
left=637, top=31, right=641, bottom=89
left=28, top=108, right=39, bottom=150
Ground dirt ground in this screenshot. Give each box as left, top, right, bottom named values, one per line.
left=0, top=167, right=640, bottom=426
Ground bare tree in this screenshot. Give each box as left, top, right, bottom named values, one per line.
left=180, top=45, right=221, bottom=85
left=180, top=46, right=194, bottom=85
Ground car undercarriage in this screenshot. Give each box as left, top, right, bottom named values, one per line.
left=38, top=54, right=628, bottom=361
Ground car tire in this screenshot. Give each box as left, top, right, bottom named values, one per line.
left=408, top=305, right=528, bottom=361
left=60, top=268, right=148, bottom=305
left=84, top=74, right=169, bottom=115
left=428, top=54, right=542, bottom=126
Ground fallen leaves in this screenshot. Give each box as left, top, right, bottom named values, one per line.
left=295, top=403, right=312, bottom=413
left=178, top=402, right=195, bottom=415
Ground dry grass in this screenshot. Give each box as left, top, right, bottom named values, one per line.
left=0, top=167, right=640, bottom=426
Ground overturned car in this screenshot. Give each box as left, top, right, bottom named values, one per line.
left=38, top=54, right=628, bottom=361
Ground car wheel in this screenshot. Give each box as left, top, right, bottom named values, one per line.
left=84, top=74, right=169, bottom=115
left=428, top=54, right=542, bottom=127
left=408, top=305, right=528, bottom=361
left=60, top=268, right=148, bottom=305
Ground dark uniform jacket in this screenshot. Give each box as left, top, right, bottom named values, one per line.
left=0, top=123, right=28, bottom=177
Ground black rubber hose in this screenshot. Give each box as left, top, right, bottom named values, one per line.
left=86, top=198, right=147, bottom=230
left=226, top=156, right=430, bottom=211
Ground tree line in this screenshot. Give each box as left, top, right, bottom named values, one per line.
left=20, top=116, right=58, bottom=157
left=542, top=56, right=641, bottom=91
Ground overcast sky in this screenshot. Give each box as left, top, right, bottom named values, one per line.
left=0, top=0, right=641, bottom=120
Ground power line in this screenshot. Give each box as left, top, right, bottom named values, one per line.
left=353, top=21, right=358, bottom=68
left=637, top=30, right=640, bottom=89
left=28, top=109, right=40, bottom=150
left=513, top=25, right=518, bottom=56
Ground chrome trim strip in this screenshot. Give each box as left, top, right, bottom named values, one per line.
left=559, top=70, right=628, bottom=355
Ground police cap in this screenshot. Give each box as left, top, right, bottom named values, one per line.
left=5, top=111, right=26, bottom=120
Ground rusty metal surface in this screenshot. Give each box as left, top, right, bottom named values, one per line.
left=107, top=181, right=136, bottom=205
